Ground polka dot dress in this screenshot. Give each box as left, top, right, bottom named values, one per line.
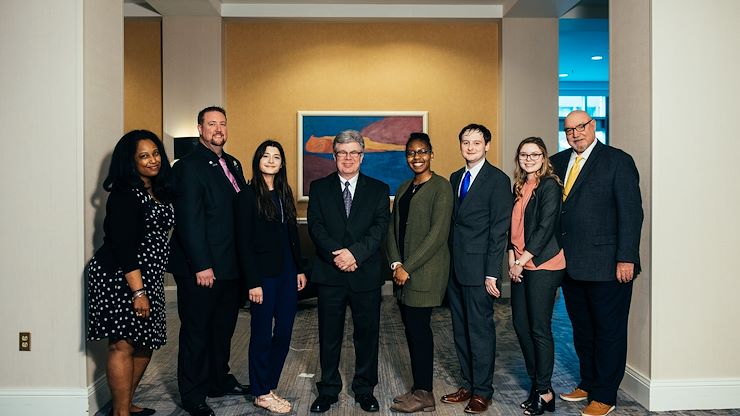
left=87, top=188, right=174, bottom=349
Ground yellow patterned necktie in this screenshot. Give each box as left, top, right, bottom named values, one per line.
left=563, top=155, right=583, bottom=201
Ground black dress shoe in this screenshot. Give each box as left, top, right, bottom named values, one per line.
left=130, top=408, right=156, bottom=416
left=520, top=387, right=537, bottom=409
left=183, top=403, right=215, bottom=416
left=310, top=395, right=338, bottom=413
left=524, top=389, right=555, bottom=415
left=207, top=383, right=250, bottom=397
left=355, top=393, right=379, bottom=412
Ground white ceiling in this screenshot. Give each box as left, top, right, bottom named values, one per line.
left=124, top=0, right=594, bottom=18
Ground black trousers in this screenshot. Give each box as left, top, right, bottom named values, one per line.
left=511, top=268, right=564, bottom=391
left=316, top=283, right=381, bottom=397
left=446, top=276, right=496, bottom=400
left=175, top=276, right=240, bottom=407
left=399, top=304, right=434, bottom=392
left=561, top=275, right=633, bottom=405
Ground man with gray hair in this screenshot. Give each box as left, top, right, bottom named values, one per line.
left=307, top=130, right=390, bottom=413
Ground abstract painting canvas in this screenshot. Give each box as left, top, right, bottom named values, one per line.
left=297, top=111, right=428, bottom=200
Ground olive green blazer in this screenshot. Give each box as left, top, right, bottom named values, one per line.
left=386, top=173, right=453, bottom=307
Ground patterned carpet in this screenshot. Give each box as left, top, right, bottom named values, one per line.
left=96, top=290, right=740, bottom=416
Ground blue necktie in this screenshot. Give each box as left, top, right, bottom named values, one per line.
left=459, top=171, right=471, bottom=201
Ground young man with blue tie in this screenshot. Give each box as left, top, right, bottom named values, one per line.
left=442, top=124, right=512, bottom=414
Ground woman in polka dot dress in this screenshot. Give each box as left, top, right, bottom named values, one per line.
left=87, top=130, right=174, bottom=416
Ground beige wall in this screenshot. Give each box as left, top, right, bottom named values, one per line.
left=0, top=0, right=122, bottom=414
left=223, top=20, right=501, bottom=215
left=651, top=0, right=740, bottom=384
left=124, top=18, right=163, bottom=138
left=610, top=0, right=652, bottom=384
left=84, top=1, right=124, bottom=414
left=501, top=18, right=559, bottom=183
left=162, top=15, right=223, bottom=159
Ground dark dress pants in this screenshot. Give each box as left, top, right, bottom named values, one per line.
left=175, top=275, right=240, bottom=407
left=561, top=274, right=633, bottom=405
left=511, top=268, right=564, bottom=391
left=399, top=304, right=434, bottom=392
left=316, top=283, right=381, bottom=397
left=248, top=260, right=298, bottom=396
left=446, top=276, right=496, bottom=400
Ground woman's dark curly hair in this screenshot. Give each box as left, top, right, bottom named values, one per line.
left=103, top=129, right=173, bottom=203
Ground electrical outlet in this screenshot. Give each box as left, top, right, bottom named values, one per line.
left=19, top=332, right=31, bottom=351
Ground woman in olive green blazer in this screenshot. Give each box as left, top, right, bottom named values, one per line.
left=386, top=133, right=454, bottom=413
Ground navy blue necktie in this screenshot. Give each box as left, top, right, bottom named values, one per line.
left=459, top=171, right=471, bottom=201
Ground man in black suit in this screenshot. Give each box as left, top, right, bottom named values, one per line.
left=441, top=124, right=512, bottom=414
left=552, top=110, right=643, bottom=416
left=169, top=106, right=249, bottom=416
left=307, top=130, right=390, bottom=413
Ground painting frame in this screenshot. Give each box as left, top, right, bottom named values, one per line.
left=297, top=111, right=429, bottom=201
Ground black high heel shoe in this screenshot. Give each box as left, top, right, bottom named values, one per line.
left=524, top=389, right=555, bottom=415
left=520, top=387, right=537, bottom=409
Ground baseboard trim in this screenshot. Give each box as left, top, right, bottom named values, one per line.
left=649, top=377, right=740, bottom=411
left=621, top=365, right=651, bottom=408
left=88, top=373, right=110, bottom=415
left=0, top=388, right=89, bottom=415
left=621, top=366, right=740, bottom=411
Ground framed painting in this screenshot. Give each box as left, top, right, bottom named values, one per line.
left=297, top=111, right=428, bottom=200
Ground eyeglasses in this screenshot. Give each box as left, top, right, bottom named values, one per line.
left=518, top=152, right=543, bottom=161
left=335, top=150, right=363, bottom=159
left=564, top=119, right=593, bottom=136
left=406, top=149, right=432, bottom=158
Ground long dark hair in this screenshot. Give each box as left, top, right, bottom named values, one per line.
left=103, top=130, right=172, bottom=203
left=512, top=136, right=561, bottom=201
left=251, top=139, right=296, bottom=223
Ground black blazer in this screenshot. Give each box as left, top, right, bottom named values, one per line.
left=551, top=141, right=643, bottom=281
left=234, top=185, right=304, bottom=290
left=508, top=176, right=563, bottom=267
left=307, top=172, right=390, bottom=292
left=449, top=161, right=513, bottom=285
left=168, top=143, right=247, bottom=280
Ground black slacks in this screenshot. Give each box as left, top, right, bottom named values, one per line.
left=316, top=283, right=381, bottom=397
left=175, top=276, right=240, bottom=407
left=446, top=276, right=496, bottom=400
left=399, top=304, right=434, bottom=392
left=511, top=268, right=564, bottom=391
left=561, top=275, right=633, bottom=405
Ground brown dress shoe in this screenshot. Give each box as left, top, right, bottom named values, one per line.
left=463, top=395, right=491, bottom=414
left=390, top=390, right=435, bottom=413
left=393, top=390, right=414, bottom=404
left=560, top=387, right=589, bottom=402
left=440, top=387, right=471, bottom=403
left=581, top=400, right=615, bottom=416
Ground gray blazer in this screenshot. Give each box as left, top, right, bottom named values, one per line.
left=386, top=173, right=453, bottom=307
left=449, top=161, right=513, bottom=285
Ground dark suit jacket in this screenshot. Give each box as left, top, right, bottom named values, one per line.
left=551, top=141, right=643, bottom=281
left=234, top=185, right=304, bottom=290
left=450, top=161, right=513, bottom=285
left=509, top=176, right=563, bottom=266
left=307, top=172, right=390, bottom=292
left=168, top=143, right=247, bottom=280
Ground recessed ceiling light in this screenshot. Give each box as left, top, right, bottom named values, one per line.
left=591, top=55, right=604, bottom=61
left=559, top=73, right=569, bottom=78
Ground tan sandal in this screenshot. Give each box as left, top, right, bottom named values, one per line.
left=269, top=391, right=291, bottom=407
left=255, top=394, right=292, bottom=414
